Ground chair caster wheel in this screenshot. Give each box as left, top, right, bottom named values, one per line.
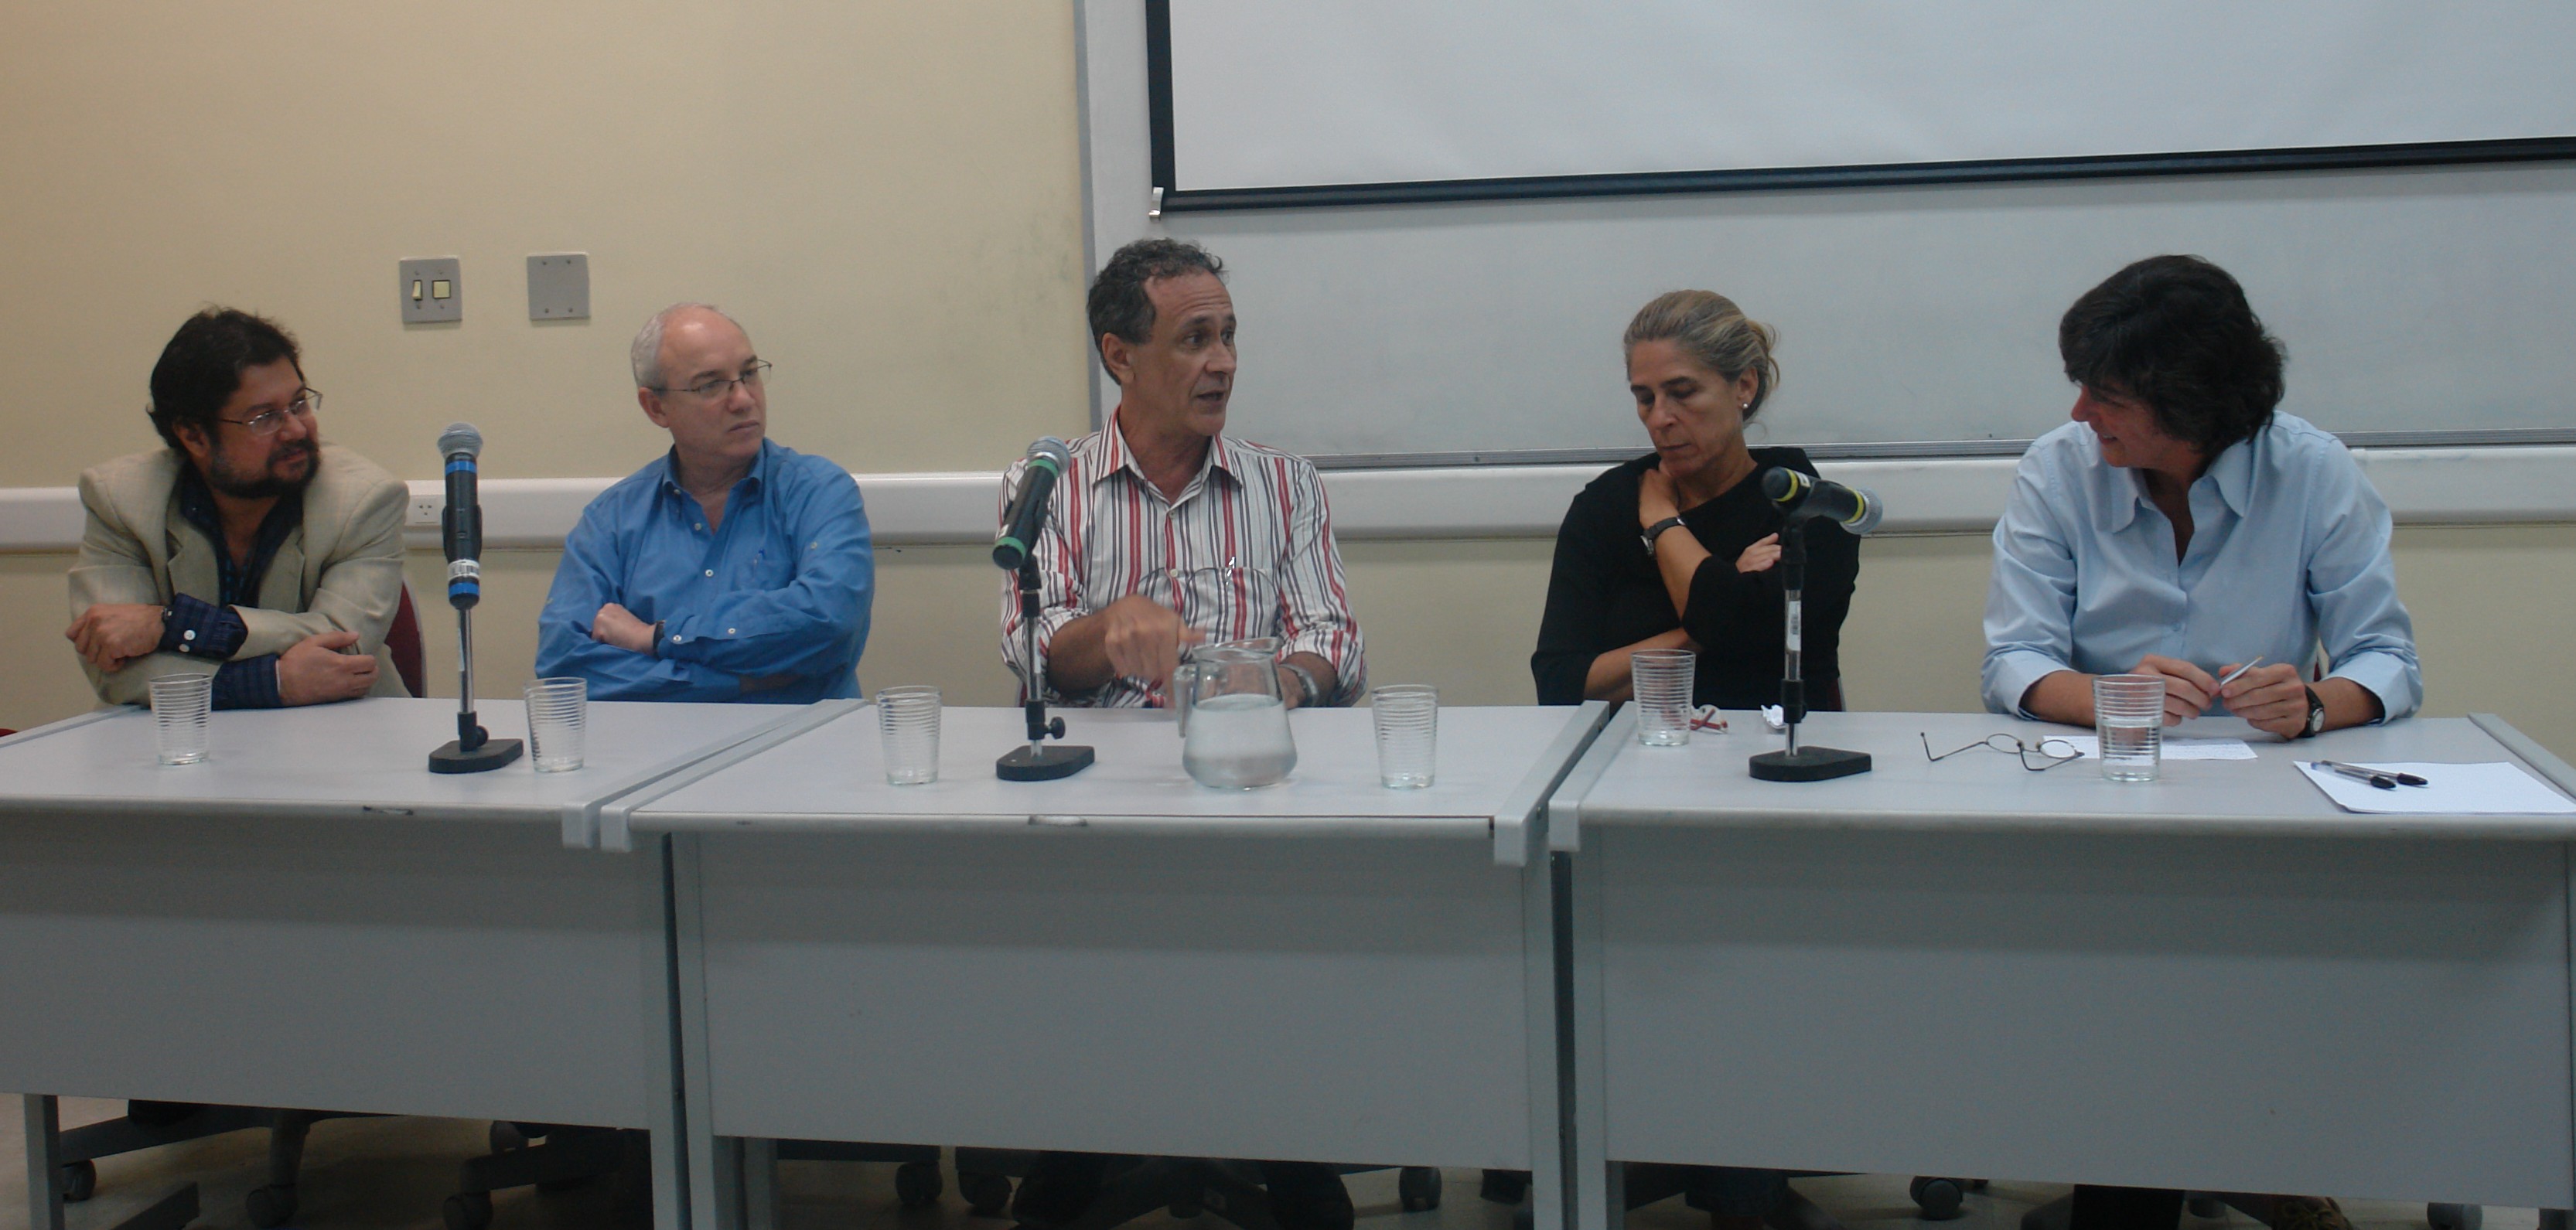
left=896, top=1160, right=944, bottom=1208
left=60, top=1159, right=98, bottom=1203
left=445, top=1191, right=495, bottom=1230
left=1909, top=1177, right=1967, bottom=1221
left=2428, top=1205, right=2482, bottom=1230
left=1400, top=1167, right=1443, bottom=1212
left=490, top=1122, right=531, bottom=1153
left=960, top=1170, right=1015, bottom=1217
left=247, top=1182, right=299, bottom=1228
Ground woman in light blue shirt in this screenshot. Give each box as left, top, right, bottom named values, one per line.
left=1984, top=254, right=2419, bottom=742
left=1991, top=257, right=2412, bottom=1230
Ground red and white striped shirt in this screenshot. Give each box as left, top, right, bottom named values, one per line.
left=999, top=414, right=1366, bottom=707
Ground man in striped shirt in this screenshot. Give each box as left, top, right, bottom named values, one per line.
left=997, top=240, right=1366, bottom=1230
left=999, top=237, right=1364, bottom=713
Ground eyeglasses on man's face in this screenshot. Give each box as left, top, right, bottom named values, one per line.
left=218, top=388, right=321, bottom=438
left=653, top=360, right=772, bottom=401
left=1920, top=731, right=2082, bottom=772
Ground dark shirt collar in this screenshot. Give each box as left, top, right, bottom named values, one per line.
left=173, top=461, right=305, bottom=605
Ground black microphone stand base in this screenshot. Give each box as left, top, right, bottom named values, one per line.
left=997, top=744, right=1094, bottom=782
left=430, top=737, right=524, bottom=774
left=1749, top=745, right=1871, bottom=782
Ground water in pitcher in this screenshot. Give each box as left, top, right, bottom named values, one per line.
left=1182, top=692, right=1297, bottom=789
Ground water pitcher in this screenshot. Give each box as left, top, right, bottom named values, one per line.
left=1173, top=640, right=1296, bottom=789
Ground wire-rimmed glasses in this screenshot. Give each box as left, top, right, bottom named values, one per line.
left=1920, top=731, right=2082, bottom=772
left=218, top=388, right=320, bottom=437
left=652, top=360, right=772, bottom=400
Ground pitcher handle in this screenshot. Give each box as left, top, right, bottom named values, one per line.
left=1171, top=662, right=1199, bottom=737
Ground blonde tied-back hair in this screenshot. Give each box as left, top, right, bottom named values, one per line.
left=1622, top=290, right=1781, bottom=418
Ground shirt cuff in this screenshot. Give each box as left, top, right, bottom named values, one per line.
left=2328, top=654, right=2420, bottom=724
left=1983, top=649, right=2067, bottom=719
left=159, top=594, right=248, bottom=660
left=210, top=655, right=284, bottom=710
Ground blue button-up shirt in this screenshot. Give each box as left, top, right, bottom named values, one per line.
left=536, top=439, right=872, bottom=703
left=1983, top=412, right=2419, bottom=721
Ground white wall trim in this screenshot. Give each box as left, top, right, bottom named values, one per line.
left=5, top=446, right=2572, bottom=554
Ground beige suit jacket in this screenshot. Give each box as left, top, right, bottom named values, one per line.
left=68, top=443, right=411, bottom=705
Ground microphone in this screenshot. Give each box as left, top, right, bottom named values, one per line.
left=438, top=423, right=485, bottom=609
left=427, top=421, right=521, bottom=774
left=1761, top=467, right=1884, bottom=537
left=992, top=437, right=1072, bottom=571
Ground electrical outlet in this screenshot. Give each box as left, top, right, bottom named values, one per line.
left=408, top=492, right=443, bottom=527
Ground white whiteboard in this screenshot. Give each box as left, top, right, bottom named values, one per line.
left=1085, top=2, right=2576, bottom=459
left=1165, top=1, right=2576, bottom=196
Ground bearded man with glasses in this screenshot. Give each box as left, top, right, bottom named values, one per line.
left=534, top=302, right=873, bottom=701
left=67, top=307, right=407, bottom=708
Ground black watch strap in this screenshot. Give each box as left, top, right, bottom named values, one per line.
left=2300, top=685, right=2326, bottom=738
left=1642, top=516, right=1688, bottom=557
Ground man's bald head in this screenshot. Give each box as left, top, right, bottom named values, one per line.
left=630, top=302, right=749, bottom=390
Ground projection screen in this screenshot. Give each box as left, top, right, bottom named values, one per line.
left=1155, top=1, right=2576, bottom=210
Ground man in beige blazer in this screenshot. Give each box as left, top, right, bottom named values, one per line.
left=67, top=308, right=409, bottom=708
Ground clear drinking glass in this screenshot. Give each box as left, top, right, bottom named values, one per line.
left=1370, top=684, right=1438, bottom=789
left=877, top=685, right=943, bottom=785
left=1631, top=649, right=1697, bottom=746
left=524, top=677, right=589, bottom=772
left=148, top=673, right=213, bottom=765
left=2093, top=673, right=2166, bottom=782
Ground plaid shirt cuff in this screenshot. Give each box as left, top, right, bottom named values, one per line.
left=210, top=655, right=284, bottom=710
left=158, top=593, right=249, bottom=660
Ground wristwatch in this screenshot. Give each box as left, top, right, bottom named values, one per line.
left=1641, top=516, right=1688, bottom=557
left=1279, top=660, right=1322, bottom=707
left=2300, top=685, right=2326, bottom=738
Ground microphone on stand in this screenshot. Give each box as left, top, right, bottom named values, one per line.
left=1749, top=467, right=1875, bottom=783
left=1761, top=467, right=1884, bottom=537
left=993, top=437, right=1092, bottom=782
left=993, top=437, right=1071, bottom=571
left=428, top=424, right=523, bottom=773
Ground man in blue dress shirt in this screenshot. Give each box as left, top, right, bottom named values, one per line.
left=1984, top=254, right=2419, bottom=742
left=535, top=303, right=873, bottom=702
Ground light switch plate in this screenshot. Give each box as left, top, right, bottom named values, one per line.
left=527, top=252, right=590, bottom=320
left=400, top=257, right=462, bottom=324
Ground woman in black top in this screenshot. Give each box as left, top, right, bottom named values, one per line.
left=1532, top=290, right=1859, bottom=710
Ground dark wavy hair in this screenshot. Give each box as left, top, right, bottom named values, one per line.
left=146, top=308, right=303, bottom=451
left=1086, top=238, right=1225, bottom=383
left=2059, top=255, right=2286, bottom=457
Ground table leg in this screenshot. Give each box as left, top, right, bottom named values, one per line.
left=1568, top=850, right=1616, bottom=1230
left=24, top=1094, right=63, bottom=1230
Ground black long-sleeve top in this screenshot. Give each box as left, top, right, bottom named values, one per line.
left=1530, top=448, right=1859, bottom=709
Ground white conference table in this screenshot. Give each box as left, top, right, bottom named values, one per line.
left=609, top=702, right=1612, bottom=1230
left=0, top=695, right=846, bottom=1230
left=1547, top=707, right=2576, bottom=1230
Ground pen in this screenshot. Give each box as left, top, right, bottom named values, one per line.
left=2312, top=758, right=2428, bottom=787
left=2213, top=656, right=2265, bottom=690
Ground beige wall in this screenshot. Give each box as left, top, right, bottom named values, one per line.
left=5, top=3, right=2572, bottom=762
left=10, top=530, right=2574, bottom=759
left=0, top=2, right=1092, bottom=487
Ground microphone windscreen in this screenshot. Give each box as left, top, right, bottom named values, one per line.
left=438, top=423, right=483, bottom=460
left=1031, top=435, right=1072, bottom=468
left=1759, top=466, right=1803, bottom=504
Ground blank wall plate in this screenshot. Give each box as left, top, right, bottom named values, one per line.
left=399, top=257, right=462, bottom=324
left=527, top=253, right=590, bottom=320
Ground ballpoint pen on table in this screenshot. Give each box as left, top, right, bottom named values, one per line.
left=1689, top=705, right=1728, bottom=733
left=2312, top=758, right=2429, bottom=788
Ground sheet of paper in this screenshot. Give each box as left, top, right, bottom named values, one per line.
left=2054, top=735, right=2257, bottom=762
left=2296, top=761, right=2576, bottom=815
